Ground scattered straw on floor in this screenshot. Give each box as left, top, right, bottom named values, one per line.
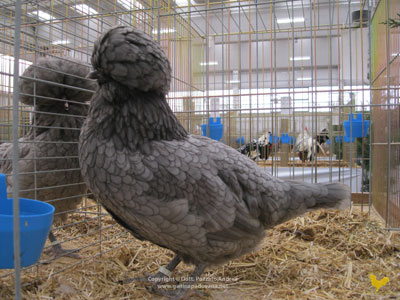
left=1, top=208, right=399, bottom=299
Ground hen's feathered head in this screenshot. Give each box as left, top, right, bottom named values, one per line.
left=19, top=57, right=97, bottom=108
left=89, top=26, right=171, bottom=95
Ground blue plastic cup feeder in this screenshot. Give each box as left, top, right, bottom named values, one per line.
left=343, top=113, right=370, bottom=140
left=201, top=117, right=224, bottom=141
left=236, top=136, right=245, bottom=145
left=0, top=174, right=55, bottom=269
left=269, top=135, right=280, bottom=144
left=335, top=135, right=354, bottom=143
left=280, top=133, right=295, bottom=145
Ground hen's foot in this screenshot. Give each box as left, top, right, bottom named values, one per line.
left=149, top=263, right=208, bottom=300
left=147, top=285, right=207, bottom=299
left=46, top=230, right=81, bottom=259
left=119, top=255, right=181, bottom=286
left=44, top=243, right=81, bottom=259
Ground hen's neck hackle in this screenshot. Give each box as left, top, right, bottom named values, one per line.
left=88, top=81, right=187, bottom=152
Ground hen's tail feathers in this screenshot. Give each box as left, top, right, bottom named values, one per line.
left=312, top=183, right=350, bottom=211
left=262, top=181, right=350, bottom=228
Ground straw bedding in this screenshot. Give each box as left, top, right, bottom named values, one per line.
left=0, top=206, right=399, bottom=299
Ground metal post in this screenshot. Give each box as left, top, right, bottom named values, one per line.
left=328, top=0, right=333, bottom=182
left=12, top=0, right=22, bottom=299
left=189, top=0, right=193, bottom=134
left=271, top=0, right=278, bottom=176
left=348, top=0, right=353, bottom=201
left=238, top=3, right=242, bottom=150
left=256, top=1, right=259, bottom=153
left=385, top=0, right=392, bottom=227
left=368, top=0, right=373, bottom=217
left=291, top=0, right=296, bottom=177
left=309, top=0, right=315, bottom=183
left=205, top=1, right=210, bottom=138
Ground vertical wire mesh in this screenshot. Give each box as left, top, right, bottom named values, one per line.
left=170, top=0, right=398, bottom=230
left=0, top=0, right=399, bottom=298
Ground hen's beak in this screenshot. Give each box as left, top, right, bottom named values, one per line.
left=87, top=70, right=99, bottom=79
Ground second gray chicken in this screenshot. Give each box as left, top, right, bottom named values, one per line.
left=0, top=57, right=96, bottom=258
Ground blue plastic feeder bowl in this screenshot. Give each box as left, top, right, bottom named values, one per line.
left=269, top=135, right=280, bottom=144
left=201, top=117, right=224, bottom=141
left=335, top=136, right=354, bottom=143
left=0, top=174, right=54, bottom=269
left=236, top=136, right=245, bottom=145
left=280, top=133, right=294, bottom=145
left=343, top=113, right=370, bottom=139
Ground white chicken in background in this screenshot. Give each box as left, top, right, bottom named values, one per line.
left=295, top=128, right=327, bottom=163
left=257, top=131, right=271, bottom=145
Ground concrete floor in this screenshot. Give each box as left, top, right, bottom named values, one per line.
left=259, top=166, right=363, bottom=193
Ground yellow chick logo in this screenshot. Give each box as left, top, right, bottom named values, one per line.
left=369, top=274, right=389, bottom=292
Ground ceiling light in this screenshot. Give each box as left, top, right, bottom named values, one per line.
left=28, top=10, right=53, bottom=21
left=152, top=28, right=176, bottom=34
left=175, top=0, right=193, bottom=5
left=72, top=4, right=98, bottom=15
left=296, top=77, right=312, bottom=81
left=290, top=56, right=311, bottom=61
left=277, top=17, right=305, bottom=24
left=200, top=61, right=218, bottom=66
left=118, top=0, right=144, bottom=10
left=52, top=40, right=71, bottom=45
left=227, top=80, right=240, bottom=84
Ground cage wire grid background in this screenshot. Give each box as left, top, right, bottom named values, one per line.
left=0, top=0, right=399, bottom=298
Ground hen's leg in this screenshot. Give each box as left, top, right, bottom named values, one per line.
left=46, top=231, right=81, bottom=259
left=121, top=255, right=181, bottom=284
left=150, top=263, right=208, bottom=300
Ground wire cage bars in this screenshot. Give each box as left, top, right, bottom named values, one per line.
left=0, top=0, right=399, bottom=298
